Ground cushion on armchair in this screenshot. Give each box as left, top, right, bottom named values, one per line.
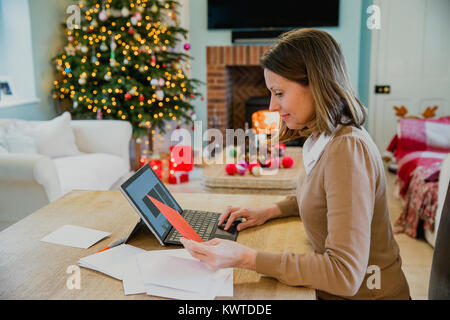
left=18, top=112, right=80, bottom=158
left=53, top=153, right=129, bottom=196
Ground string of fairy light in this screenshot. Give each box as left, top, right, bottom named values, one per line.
left=52, top=0, right=200, bottom=136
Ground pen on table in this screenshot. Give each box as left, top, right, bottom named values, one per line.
left=96, top=237, right=127, bottom=253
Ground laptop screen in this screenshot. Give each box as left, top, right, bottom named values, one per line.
left=121, top=164, right=183, bottom=241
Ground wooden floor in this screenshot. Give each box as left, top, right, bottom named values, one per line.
left=384, top=168, right=434, bottom=300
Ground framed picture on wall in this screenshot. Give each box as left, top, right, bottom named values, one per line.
left=0, top=76, right=17, bottom=105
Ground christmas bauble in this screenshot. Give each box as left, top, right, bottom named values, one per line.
left=128, top=28, right=134, bottom=35
left=124, top=93, right=132, bottom=100
left=100, top=42, right=108, bottom=52
left=150, top=79, right=159, bottom=86
left=247, top=161, right=260, bottom=173
left=99, top=10, right=108, bottom=21
left=78, top=77, right=86, bottom=85
left=236, top=164, right=246, bottom=176
left=237, top=160, right=248, bottom=170
left=251, top=165, right=263, bottom=176
left=139, top=95, right=145, bottom=102
left=282, top=156, right=294, bottom=168
left=131, top=12, right=142, bottom=25
left=121, top=7, right=130, bottom=17
left=81, top=46, right=88, bottom=53
left=104, top=73, right=111, bottom=81
left=225, top=164, right=237, bottom=176
left=150, top=4, right=158, bottom=13
left=228, top=148, right=237, bottom=158
left=155, top=89, right=164, bottom=101
left=184, top=43, right=191, bottom=51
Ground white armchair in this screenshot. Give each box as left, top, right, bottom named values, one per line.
left=0, top=117, right=132, bottom=226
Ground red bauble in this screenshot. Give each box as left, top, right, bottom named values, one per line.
left=225, top=163, right=238, bottom=176
left=139, top=95, right=145, bottom=101
left=282, top=156, right=294, bottom=168
left=128, top=28, right=134, bottom=35
left=124, top=93, right=132, bottom=100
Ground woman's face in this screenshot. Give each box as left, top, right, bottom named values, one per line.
left=264, top=68, right=315, bottom=130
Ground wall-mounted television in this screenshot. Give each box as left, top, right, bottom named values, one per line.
left=208, top=0, right=340, bottom=30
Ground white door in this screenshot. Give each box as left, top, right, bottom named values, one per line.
left=368, top=0, right=450, bottom=151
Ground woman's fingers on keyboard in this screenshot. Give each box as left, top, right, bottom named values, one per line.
left=218, top=206, right=240, bottom=225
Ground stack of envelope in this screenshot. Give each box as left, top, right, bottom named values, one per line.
left=78, top=244, right=233, bottom=300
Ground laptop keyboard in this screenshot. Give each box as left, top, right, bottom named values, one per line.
left=167, top=210, right=221, bottom=243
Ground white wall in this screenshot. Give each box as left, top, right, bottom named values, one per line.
left=0, top=0, right=36, bottom=101
left=0, top=0, right=70, bottom=120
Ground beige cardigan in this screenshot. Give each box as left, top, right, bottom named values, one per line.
left=255, top=126, right=410, bottom=300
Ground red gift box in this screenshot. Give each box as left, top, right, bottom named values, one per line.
left=140, top=156, right=163, bottom=179
left=169, top=145, right=194, bottom=172
left=168, top=171, right=189, bottom=184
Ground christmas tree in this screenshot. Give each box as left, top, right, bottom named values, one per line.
left=52, top=0, right=202, bottom=139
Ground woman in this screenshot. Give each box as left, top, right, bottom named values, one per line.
left=181, top=28, right=410, bottom=300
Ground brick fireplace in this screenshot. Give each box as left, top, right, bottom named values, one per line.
left=206, top=45, right=272, bottom=134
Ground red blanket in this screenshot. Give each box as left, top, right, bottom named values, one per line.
left=388, top=116, right=450, bottom=238
left=387, top=116, right=450, bottom=196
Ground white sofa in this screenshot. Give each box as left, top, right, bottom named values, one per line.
left=0, top=113, right=133, bottom=225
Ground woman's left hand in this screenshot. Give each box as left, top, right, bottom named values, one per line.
left=180, top=237, right=257, bottom=271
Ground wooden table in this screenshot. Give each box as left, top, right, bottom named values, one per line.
left=0, top=190, right=315, bottom=300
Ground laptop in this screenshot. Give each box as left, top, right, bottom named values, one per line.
left=120, top=163, right=239, bottom=246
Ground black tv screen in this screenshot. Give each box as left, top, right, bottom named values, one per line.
left=208, top=0, right=340, bottom=30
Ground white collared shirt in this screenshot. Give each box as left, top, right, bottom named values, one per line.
left=302, top=126, right=341, bottom=175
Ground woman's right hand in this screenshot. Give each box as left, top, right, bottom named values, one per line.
left=218, top=204, right=281, bottom=232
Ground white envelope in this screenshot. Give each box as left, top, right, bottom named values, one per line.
left=137, top=253, right=215, bottom=293
left=41, top=224, right=110, bottom=249
left=79, top=244, right=145, bottom=280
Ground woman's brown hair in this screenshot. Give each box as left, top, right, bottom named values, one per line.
left=261, top=28, right=367, bottom=142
